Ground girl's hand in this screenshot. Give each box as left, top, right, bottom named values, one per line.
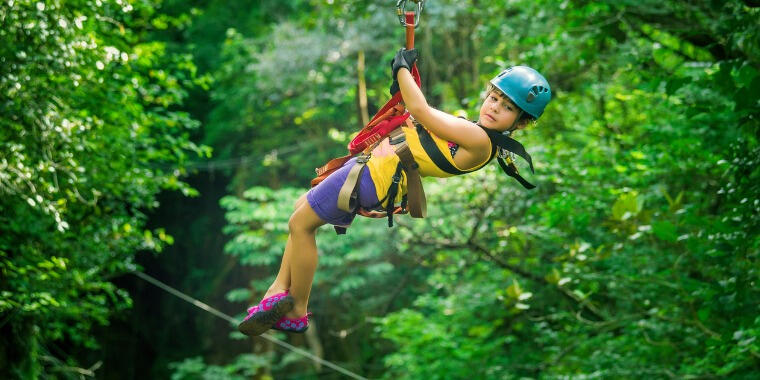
left=391, top=48, right=418, bottom=79
left=390, top=48, right=418, bottom=94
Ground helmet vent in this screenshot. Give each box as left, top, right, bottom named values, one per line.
left=526, top=85, right=549, bottom=102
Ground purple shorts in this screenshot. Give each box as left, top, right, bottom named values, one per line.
left=307, top=157, right=380, bottom=226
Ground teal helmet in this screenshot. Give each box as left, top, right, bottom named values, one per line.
left=490, top=66, right=551, bottom=119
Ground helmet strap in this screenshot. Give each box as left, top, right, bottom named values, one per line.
left=507, top=110, right=524, bottom=133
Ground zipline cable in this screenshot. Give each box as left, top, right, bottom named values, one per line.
left=131, top=271, right=369, bottom=380
left=155, top=134, right=338, bottom=172
left=132, top=6, right=427, bottom=379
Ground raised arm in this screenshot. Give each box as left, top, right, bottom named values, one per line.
left=397, top=67, right=490, bottom=152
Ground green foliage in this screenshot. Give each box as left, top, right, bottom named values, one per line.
left=1, top=0, right=208, bottom=376
left=169, top=354, right=270, bottom=380
left=220, top=186, right=428, bottom=375
left=212, top=1, right=758, bottom=377
left=220, top=185, right=420, bottom=315
left=371, top=1, right=760, bottom=378
left=202, top=1, right=403, bottom=188
left=4, top=0, right=759, bottom=378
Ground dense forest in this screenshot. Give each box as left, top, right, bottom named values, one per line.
left=1, top=0, right=759, bottom=379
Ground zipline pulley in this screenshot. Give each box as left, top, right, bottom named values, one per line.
left=396, top=0, right=425, bottom=28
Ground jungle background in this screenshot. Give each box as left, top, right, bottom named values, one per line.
left=2, top=0, right=759, bottom=379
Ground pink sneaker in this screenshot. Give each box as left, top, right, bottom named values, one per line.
left=243, top=290, right=289, bottom=317
left=238, top=291, right=294, bottom=336
left=272, top=312, right=312, bottom=333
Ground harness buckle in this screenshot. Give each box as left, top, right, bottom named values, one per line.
left=498, top=147, right=516, bottom=163
left=388, top=134, right=406, bottom=145
left=356, top=153, right=371, bottom=164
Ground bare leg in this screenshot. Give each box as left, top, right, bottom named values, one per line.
left=263, top=193, right=310, bottom=298
left=238, top=193, right=325, bottom=336
left=263, top=236, right=293, bottom=296
left=283, top=198, right=325, bottom=318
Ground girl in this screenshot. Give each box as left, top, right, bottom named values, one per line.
left=238, top=48, right=551, bottom=335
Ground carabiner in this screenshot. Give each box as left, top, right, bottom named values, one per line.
left=396, top=0, right=424, bottom=28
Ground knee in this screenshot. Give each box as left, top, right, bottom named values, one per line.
left=288, top=211, right=315, bottom=236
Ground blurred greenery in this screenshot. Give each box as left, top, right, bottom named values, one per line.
left=1, top=0, right=210, bottom=378
left=2, top=0, right=758, bottom=379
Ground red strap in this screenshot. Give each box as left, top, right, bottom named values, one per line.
left=347, top=69, right=421, bottom=154
left=346, top=11, right=421, bottom=157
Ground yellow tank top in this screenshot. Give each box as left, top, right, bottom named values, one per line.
left=365, top=123, right=493, bottom=207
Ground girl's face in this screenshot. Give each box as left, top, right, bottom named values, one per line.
left=478, top=90, right=525, bottom=133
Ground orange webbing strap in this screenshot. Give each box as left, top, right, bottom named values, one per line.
left=312, top=155, right=351, bottom=187
left=312, top=104, right=407, bottom=188
left=405, top=11, right=415, bottom=49
left=347, top=103, right=409, bottom=155
left=314, top=12, right=420, bottom=188
left=357, top=206, right=406, bottom=218
left=315, top=11, right=425, bottom=232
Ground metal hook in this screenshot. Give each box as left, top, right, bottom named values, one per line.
left=396, top=0, right=425, bottom=28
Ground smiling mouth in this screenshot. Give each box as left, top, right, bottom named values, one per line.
left=486, top=114, right=496, bottom=122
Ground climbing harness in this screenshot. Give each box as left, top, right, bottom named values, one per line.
left=336, top=126, right=425, bottom=229
left=313, top=7, right=426, bottom=234
left=312, top=1, right=544, bottom=234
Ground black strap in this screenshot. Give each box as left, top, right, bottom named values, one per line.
left=334, top=162, right=405, bottom=234
left=416, top=120, right=536, bottom=189
left=481, top=128, right=534, bottom=174
left=384, top=163, right=404, bottom=227
left=497, top=156, right=536, bottom=189
left=416, top=123, right=487, bottom=175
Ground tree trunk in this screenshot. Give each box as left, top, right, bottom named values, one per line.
left=356, top=50, right=370, bottom=128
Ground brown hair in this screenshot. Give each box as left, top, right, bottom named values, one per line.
left=483, top=83, right=536, bottom=124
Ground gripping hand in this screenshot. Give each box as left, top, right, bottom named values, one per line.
left=391, top=48, right=419, bottom=79
left=389, top=48, right=418, bottom=94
